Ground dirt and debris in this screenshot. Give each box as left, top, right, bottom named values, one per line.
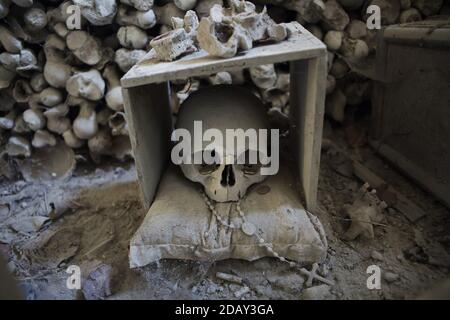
left=0, top=132, right=449, bottom=300
left=82, top=261, right=117, bottom=300
left=342, top=183, right=387, bottom=241
left=301, top=284, right=331, bottom=300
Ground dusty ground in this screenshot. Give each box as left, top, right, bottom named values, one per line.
left=0, top=132, right=449, bottom=300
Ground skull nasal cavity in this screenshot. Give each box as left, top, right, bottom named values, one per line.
left=221, top=165, right=236, bottom=187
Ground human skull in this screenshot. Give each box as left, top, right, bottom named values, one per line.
left=175, top=85, right=270, bottom=202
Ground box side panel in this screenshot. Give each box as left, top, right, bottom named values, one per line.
left=374, top=41, right=450, bottom=207
left=122, top=83, right=173, bottom=210
left=371, top=27, right=389, bottom=139
left=290, top=54, right=327, bottom=213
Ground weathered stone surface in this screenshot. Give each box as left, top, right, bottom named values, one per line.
left=129, top=165, right=328, bottom=268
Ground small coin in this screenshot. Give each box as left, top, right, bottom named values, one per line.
left=256, top=185, right=271, bottom=195
left=241, top=222, right=256, bottom=236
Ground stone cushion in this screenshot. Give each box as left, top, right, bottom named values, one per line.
left=129, top=166, right=327, bottom=268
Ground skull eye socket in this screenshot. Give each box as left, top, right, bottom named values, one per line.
left=198, top=149, right=220, bottom=175
left=238, top=149, right=262, bottom=175
left=199, top=163, right=220, bottom=175
left=216, top=24, right=234, bottom=43
left=243, top=164, right=260, bottom=175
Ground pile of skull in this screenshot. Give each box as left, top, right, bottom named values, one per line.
left=0, top=0, right=445, bottom=164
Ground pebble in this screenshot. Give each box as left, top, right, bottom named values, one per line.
left=384, top=272, right=399, bottom=283
left=7, top=261, right=16, bottom=274
left=334, top=161, right=354, bottom=178
left=114, top=167, right=125, bottom=175
left=206, top=282, right=218, bottom=294
left=234, top=286, right=250, bottom=299
left=94, top=168, right=105, bottom=176
left=13, top=181, right=27, bottom=192
left=267, top=273, right=305, bottom=293
left=254, top=284, right=272, bottom=297
left=228, top=284, right=241, bottom=292
left=301, top=285, right=331, bottom=300
left=82, top=263, right=116, bottom=300
left=388, top=208, right=397, bottom=215
left=371, top=250, right=384, bottom=261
